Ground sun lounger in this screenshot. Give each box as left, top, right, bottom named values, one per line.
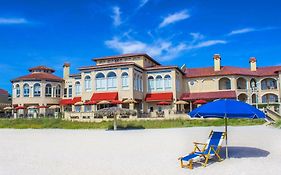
left=178, top=130, right=226, bottom=169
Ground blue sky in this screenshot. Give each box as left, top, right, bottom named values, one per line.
left=1, top=0, right=281, bottom=92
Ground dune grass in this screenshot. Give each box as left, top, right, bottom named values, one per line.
left=0, top=118, right=265, bottom=129
left=275, top=120, right=281, bottom=128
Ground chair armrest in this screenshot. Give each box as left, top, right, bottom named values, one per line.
left=193, top=142, right=207, bottom=146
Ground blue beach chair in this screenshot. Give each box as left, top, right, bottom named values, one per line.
left=178, top=130, right=226, bottom=169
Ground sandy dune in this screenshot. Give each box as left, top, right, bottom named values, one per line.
left=0, top=126, right=280, bottom=175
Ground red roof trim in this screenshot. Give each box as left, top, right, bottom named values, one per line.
left=145, top=92, right=173, bottom=102
left=181, top=91, right=236, bottom=101
left=90, top=92, right=118, bottom=101
left=60, top=97, right=82, bottom=105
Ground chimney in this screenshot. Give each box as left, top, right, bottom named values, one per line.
left=249, top=57, right=257, bottom=71
left=63, top=62, right=70, bottom=79
left=213, top=54, right=221, bottom=71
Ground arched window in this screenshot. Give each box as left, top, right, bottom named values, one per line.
left=34, top=83, right=41, bottom=97
left=75, top=81, right=81, bottom=95
left=237, top=77, right=247, bottom=89
left=23, top=84, right=30, bottom=97
left=107, top=72, right=117, bottom=89
left=261, top=78, right=277, bottom=90
left=262, top=94, right=279, bottom=103
left=164, top=75, right=171, bottom=89
left=84, top=75, right=92, bottom=92
left=45, top=84, right=52, bottom=97
left=121, top=72, right=129, bottom=88
left=56, top=85, right=61, bottom=97
left=96, top=73, right=105, bottom=90
left=219, top=78, right=231, bottom=90
left=15, top=84, right=20, bottom=97
left=148, top=76, right=155, bottom=91
left=156, top=75, right=163, bottom=90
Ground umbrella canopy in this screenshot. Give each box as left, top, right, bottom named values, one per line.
left=3, top=106, right=13, bottom=110
left=123, top=99, right=137, bottom=104
left=38, top=105, right=48, bottom=109
left=189, top=99, right=266, bottom=158
left=189, top=99, right=266, bottom=119
left=49, top=105, right=60, bottom=109
left=84, top=101, right=97, bottom=105
left=74, top=102, right=83, bottom=106
left=175, top=100, right=188, bottom=105
left=15, top=106, right=25, bottom=110
left=157, top=101, right=171, bottom=106
left=97, top=100, right=110, bottom=105
left=193, top=99, right=207, bottom=105
left=27, top=106, right=38, bottom=109
left=111, top=100, right=123, bottom=104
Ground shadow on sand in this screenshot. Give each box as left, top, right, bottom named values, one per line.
left=107, top=124, right=145, bottom=131
left=186, top=146, right=270, bottom=169
left=220, top=146, right=270, bottom=159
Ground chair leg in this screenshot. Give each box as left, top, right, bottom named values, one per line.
left=180, top=160, right=184, bottom=168
left=188, top=160, right=193, bottom=169
left=203, top=155, right=209, bottom=167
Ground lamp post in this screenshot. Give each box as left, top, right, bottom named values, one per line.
left=250, top=82, right=259, bottom=109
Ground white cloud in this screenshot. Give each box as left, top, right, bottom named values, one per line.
left=111, top=6, right=122, bottom=26
left=138, top=0, right=149, bottom=8
left=0, top=18, right=28, bottom=24
left=189, top=40, right=227, bottom=49
left=105, top=37, right=186, bottom=61
left=190, top=32, right=204, bottom=43
left=227, top=28, right=256, bottom=36
left=159, top=10, right=190, bottom=28
left=105, top=36, right=226, bottom=61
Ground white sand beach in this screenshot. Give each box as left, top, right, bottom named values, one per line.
left=0, top=126, right=280, bottom=175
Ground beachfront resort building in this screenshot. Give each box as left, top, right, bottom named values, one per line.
left=10, top=53, right=281, bottom=119
left=11, top=66, right=63, bottom=117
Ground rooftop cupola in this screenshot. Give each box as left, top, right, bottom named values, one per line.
left=213, top=54, right=221, bottom=71
left=249, top=57, right=257, bottom=71
left=28, top=66, right=55, bottom=74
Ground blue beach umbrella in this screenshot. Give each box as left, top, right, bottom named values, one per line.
left=189, top=99, right=266, bottom=158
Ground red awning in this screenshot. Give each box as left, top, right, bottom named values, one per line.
left=90, top=92, right=118, bottom=101
left=181, top=91, right=236, bottom=101
left=60, top=97, right=82, bottom=105
left=145, top=92, right=173, bottom=102
left=193, top=99, right=207, bottom=105
left=157, top=101, right=171, bottom=105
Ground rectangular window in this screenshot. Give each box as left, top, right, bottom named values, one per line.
left=75, top=105, right=81, bottom=112
left=84, top=105, right=92, bottom=112
left=156, top=79, right=163, bottom=90
left=148, top=79, right=154, bottom=91
left=68, top=85, right=72, bottom=98
left=107, top=77, right=117, bottom=89
left=64, top=88, right=67, bottom=97
left=122, top=76, right=129, bottom=88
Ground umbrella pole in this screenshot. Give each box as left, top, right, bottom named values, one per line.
left=225, top=117, right=228, bottom=159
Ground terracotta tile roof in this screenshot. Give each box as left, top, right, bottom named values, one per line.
left=0, top=89, right=8, bottom=95
left=11, top=72, right=63, bottom=82
left=28, top=66, right=55, bottom=73
left=145, top=65, right=185, bottom=74
left=180, top=91, right=236, bottom=100
left=78, top=62, right=142, bottom=71
left=185, top=66, right=281, bottom=78
left=90, top=92, right=118, bottom=101
left=145, top=92, right=173, bottom=102
left=92, top=53, right=161, bottom=65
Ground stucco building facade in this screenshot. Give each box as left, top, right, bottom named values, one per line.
left=10, top=53, right=281, bottom=119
